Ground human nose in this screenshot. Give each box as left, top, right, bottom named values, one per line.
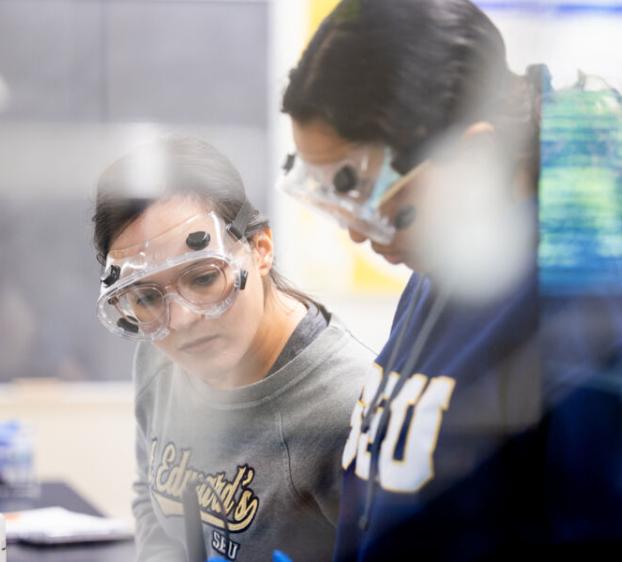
left=167, top=298, right=201, bottom=332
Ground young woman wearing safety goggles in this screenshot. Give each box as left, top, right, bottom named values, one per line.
left=280, top=0, right=546, bottom=560
left=93, top=136, right=374, bottom=562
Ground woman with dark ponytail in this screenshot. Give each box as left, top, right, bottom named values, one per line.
left=93, top=136, right=374, bottom=562
left=279, top=0, right=549, bottom=560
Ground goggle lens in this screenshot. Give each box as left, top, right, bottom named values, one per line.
left=107, top=258, right=237, bottom=338
left=177, top=259, right=233, bottom=305
left=279, top=147, right=399, bottom=244
left=123, top=286, right=166, bottom=323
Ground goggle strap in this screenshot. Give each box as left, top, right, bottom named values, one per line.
left=283, top=153, right=296, bottom=172
left=101, top=264, right=121, bottom=287
left=227, top=199, right=256, bottom=240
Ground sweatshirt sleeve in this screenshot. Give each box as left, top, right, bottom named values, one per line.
left=308, top=417, right=352, bottom=527
left=283, top=330, right=375, bottom=526
left=132, top=344, right=186, bottom=562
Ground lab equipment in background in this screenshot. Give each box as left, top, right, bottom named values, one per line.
left=0, top=421, right=38, bottom=499
left=4, top=506, right=132, bottom=545
left=539, top=72, right=622, bottom=295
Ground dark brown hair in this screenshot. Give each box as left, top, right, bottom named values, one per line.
left=282, top=0, right=540, bottom=184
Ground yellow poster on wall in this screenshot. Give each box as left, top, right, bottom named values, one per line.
left=309, top=0, right=340, bottom=32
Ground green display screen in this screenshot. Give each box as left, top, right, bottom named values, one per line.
left=539, top=86, right=622, bottom=294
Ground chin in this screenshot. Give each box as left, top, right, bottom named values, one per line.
left=381, top=253, right=404, bottom=265
left=380, top=249, right=423, bottom=272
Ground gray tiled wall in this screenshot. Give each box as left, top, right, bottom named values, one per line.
left=0, top=1, right=105, bottom=121
left=105, top=2, right=268, bottom=126
left=0, top=0, right=268, bottom=127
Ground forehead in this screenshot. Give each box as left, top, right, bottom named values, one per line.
left=111, top=196, right=212, bottom=254
left=292, top=118, right=359, bottom=165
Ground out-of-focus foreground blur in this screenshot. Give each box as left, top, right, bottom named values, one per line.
left=0, top=0, right=620, bottom=523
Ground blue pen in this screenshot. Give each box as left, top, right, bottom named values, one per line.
left=273, top=550, right=293, bottom=562
left=206, top=550, right=293, bottom=561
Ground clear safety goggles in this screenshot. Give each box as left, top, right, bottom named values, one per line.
left=277, top=146, right=404, bottom=244
left=96, top=210, right=252, bottom=341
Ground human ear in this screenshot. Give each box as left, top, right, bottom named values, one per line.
left=251, top=228, right=274, bottom=276
left=462, top=121, right=495, bottom=139
left=460, top=121, right=496, bottom=150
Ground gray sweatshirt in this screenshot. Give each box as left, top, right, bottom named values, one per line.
left=131, top=313, right=374, bottom=562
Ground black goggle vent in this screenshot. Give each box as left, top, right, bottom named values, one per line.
left=117, top=316, right=139, bottom=334
left=101, top=265, right=121, bottom=287
left=283, top=153, right=296, bottom=173
left=186, top=231, right=211, bottom=251
left=239, top=270, right=248, bottom=290
left=333, top=165, right=358, bottom=193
